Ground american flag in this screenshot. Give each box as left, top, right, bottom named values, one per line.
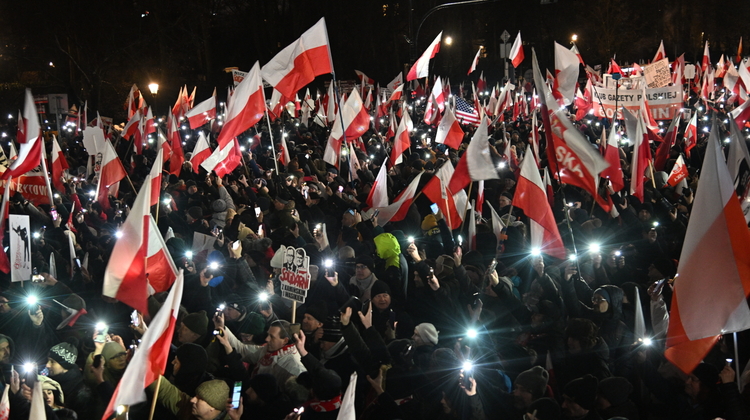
left=455, top=97, right=481, bottom=126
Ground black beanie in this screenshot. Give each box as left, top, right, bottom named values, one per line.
left=355, top=255, right=375, bottom=272
left=527, top=397, right=561, bottom=420
left=693, top=363, right=720, bottom=389
left=175, top=343, right=208, bottom=376
left=564, top=374, right=598, bottom=410
left=49, top=341, right=78, bottom=370
left=249, top=373, right=278, bottom=403
left=370, top=280, right=391, bottom=298
left=321, top=315, right=343, bottom=343
left=305, top=300, right=328, bottom=324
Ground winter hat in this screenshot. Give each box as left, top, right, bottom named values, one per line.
left=238, top=312, right=266, bottom=336
left=49, top=341, right=78, bottom=370
left=195, top=379, right=230, bottom=411
left=321, top=315, right=343, bottom=343
left=435, top=255, right=456, bottom=275
left=187, top=207, right=203, bottom=220
left=101, top=341, right=127, bottom=361
left=414, top=323, right=439, bottom=346
left=421, top=214, right=438, bottom=231
left=370, top=280, right=391, bottom=298
left=249, top=373, right=278, bottom=403
left=39, top=376, right=65, bottom=404
left=527, top=398, right=560, bottom=420
left=296, top=369, right=341, bottom=401
left=598, top=377, right=633, bottom=406
left=563, top=374, right=599, bottom=410
left=592, top=288, right=610, bottom=302
left=515, top=366, right=550, bottom=399
left=355, top=255, right=375, bottom=273
left=182, top=311, right=208, bottom=337
left=305, top=301, right=328, bottom=324
left=270, top=245, right=287, bottom=268
left=175, top=343, right=208, bottom=376
left=212, top=199, right=228, bottom=213
left=692, top=363, right=720, bottom=389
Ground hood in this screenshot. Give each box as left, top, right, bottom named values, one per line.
left=374, top=233, right=401, bottom=269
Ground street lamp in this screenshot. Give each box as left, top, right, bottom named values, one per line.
left=148, top=83, right=159, bottom=117
left=571, top=34, right=578, bottom=42
left=444, top=36, right=453, bottom=45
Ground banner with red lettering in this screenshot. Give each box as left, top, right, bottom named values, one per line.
left=0, top=169, right=50, bottom=206
left=279, top=246, right=311, bottom=303
left=591, top=85, right=683, bottom=120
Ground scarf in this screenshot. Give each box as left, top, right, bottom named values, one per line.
left=306, top=394, right=342, bottom=412
left=351, top=273, right=377, bottom=299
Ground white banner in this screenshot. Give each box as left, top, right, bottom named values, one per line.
left=592, top=84, right=683, bottom=120
left=10, top=215, right=31, bottom=282
left=643, top=59, right=671, bottom=89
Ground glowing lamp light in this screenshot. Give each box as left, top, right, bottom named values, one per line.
left=148, top=83, right=159, bottom=95
left=642, top=337, right=653, bottom=346
left=444, top=36, right=453, bottom=45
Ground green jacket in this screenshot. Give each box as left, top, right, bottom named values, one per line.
left=150, top=376, right=230, bottom=420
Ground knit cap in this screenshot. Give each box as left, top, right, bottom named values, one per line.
left=101, top=341, right=127, bottom=361
left=370, top=280, right=391, bottom=298
left=414, top=323, right=439, bottom=346
left=238, top=312, right=266, bottom=336
left=49, top=341, right=78, bottom=369
left=563, top=374, right=599, bottom=410
left=515, top=366, right=549, bottom=399
left=195, top=379, right=230, bottom=411
left=182, top=311, right=209, bottom=336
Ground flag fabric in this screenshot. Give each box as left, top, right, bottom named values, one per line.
left=102, top=271, right=184, bottom=420
left=701, top=41, right=711, bottom=72
left=476, top=180, right=485, bottom=215
left=665, top=121, right=750, bottom=374
left=407, top=31, right=442, bottom=81
left=423, top=160, right=467, bottom=230
left=103, top=175, right=153, bottom=314
left=730, top=96, right=750, bottom=128
left=509, top=31, right=524, bottom=68
left=122, top=109, right=142, bottom=140
left=202, top=139, right=242, bottom=178
left=149, top=148, right=164, bottom=206
left=279, top=129, right=291, bottom=167
left=624, top=108, right=652, bottom=202
left=51, top=135, right=69, bottom=193
left=666, top=155, right=688, bottom=187
left=261, top=18, right=333, bottom=99
left=654, top=112, right=681, bottom=171
left=0, top=378, right=8, bottom=420
left=514, top=145, right=566, bottom=259
left=684, top=110, right=698, bottom=157
left=435, top=106, right=464, bottom=149
left=323, top=89, right=370, bottom=167
left=543, top=167, right=555, bottom=210
left=448, top=119, right=499, bottom=194
left=454, top=97, right=481, bottom=126
left=3, top=89, right=42, bottom=180
left=487, top=202, right=506, bottom=245
left=216, top=61, right=265, bottom=150
left=553, top=42, right=580, bottom=105
left=727, top=119, right=750, bottom=223
left=168, top=118, right=184, bottom=176
left=190, top=132, right=211, bottom=173
left=30, top=380, right=46, bottom=420
left=390, top=107, right=413, bottom=166
left=468, top=47, right=482, bottom=75
left=570, top=44, right=584, bottom=66
left=366, top=163, right=388, bottom=208
left=377, top=172, right=424, bottom=224
left=146, top=216, right=179, bottom=293
left=336, top=372, right=358, bottom=420
left=634, top=287, right=646, bottom=340
left=185, top=91, right=217, bottom=129
left=387, top=72, right=403, bottom=93
left=388, top=84, right=404, bottom=103
left=653, top=40, right=666, bottom=63
left=467, top=200, right=477, bottom=250
left=355, top=70, right=375, bottom=86
left=326, top=82, right=337, bottom=123
left=96, top=141, right=127, bottom=211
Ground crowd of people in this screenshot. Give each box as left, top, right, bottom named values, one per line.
left=0, top=61, right=747, bottom=420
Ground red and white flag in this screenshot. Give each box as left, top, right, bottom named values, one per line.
left=279, top=130, right=291, bottom=167
left=390, top=106, right=413, bottom=166
left=323, top=89, right=370, bottom=167
left=476, top=180, right=485, bottom=215
left=553, top=42, right=580, bottom=105
left=407, top=31, right=442, bottom=81
left=376, top=172, right=424, bottom=224
left=448, top=119, right=499, bottom=194
left=51, top=135, right=69, bottom=193
left=431, top=77, right=446, bottom=113
left=388, top=84, right=404, bottom=103
left=103, top=176, right=153, bottom=314
left=665, top=123, right=750, bottom=374
left=653, top=40, right=666, bottom=62
left=3, top=89, right=42, bottom=180
left=355, top=70, right=375, bottom=86
left=701, top=41, right=711, bottom=72
left=387, top=72, right=403, bottom=93
left=435, top=105, right=464, bottom=149
left=514, top=145, right=565, bottom=259
left=202, top=139, right=242, bottom=178
left=122, top=109, right=142, bottom=140
left=468, top=47, right=482, bottom=75
left=102, top=271, right=184, bottom=420
left=217, top=61, right=265, bottom=151
left=654, top=112, right=681, bottom=171
left=684, top=110, right=698, bottom=157
left=185, top=89, right=217, bottom=129
left=168, top=118, right=184, bottom=176
left=95, top=141, right=127, bottom=211
left=423, top=160, right=467, bottom=230
left=190, top=132, right=211, bottom=173
left=487, top=202, right=505, bottom=244
left=624, top=108, right=652, bottom=202
left=570, top=44, right=584, bottom=66
left=509, top=31, right=524, bottom=68
left=467, top=200, right=477, bottom=250
left=261, top=18, right=333, bottom=99
left=149, top=148, right=164, bottom=207
left=665, top=154, right=688, bottom=187
left=366, top=162, right=388, bottom=208
left=730, top=95, right=750, bottom=128
left=326, top=82, right=337, bottom=123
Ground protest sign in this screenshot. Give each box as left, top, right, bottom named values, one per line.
left=592, top=85, right=683, bottom=120
left=10, top=214, right=31, bottom=282
left=643, top=58, right=672, bottom=88
left=0, top=169, right=51, bottom=206
left=279, top=246, right=311, bottom=303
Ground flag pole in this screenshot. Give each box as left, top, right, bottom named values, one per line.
left=461, top=181, right=474, bottom=235
left=148, top=375, right=161, bottom=420
left=40, top=144, right=55, bottom=205
left=648, top=159, right=657, bottom=188
left=734, top=332, right=741, bottom=392
left=264, top=111, right=280, bottom=174
left=330, top=75, right=350, bottom=166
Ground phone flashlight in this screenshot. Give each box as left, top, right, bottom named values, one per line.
left=185, top=251, right=193, bottom=259
left=324, top=259, right=333, bottom=268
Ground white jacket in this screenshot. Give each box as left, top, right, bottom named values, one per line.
left=224, top=326, right=306, bottom=384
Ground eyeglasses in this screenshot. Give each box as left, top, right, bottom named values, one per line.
left=592, top=296, right=606, bottom=304
left=355, top=265, right=368, bottom=270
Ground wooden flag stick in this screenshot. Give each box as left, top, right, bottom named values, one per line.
left=148, top=376, right=161, bottom=420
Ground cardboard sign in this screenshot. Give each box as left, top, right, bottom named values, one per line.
left=10, top=214, right=31, bottom=282
left=643, top=59, right=672, bottom=88
left=592, top=85, right=683, bottom=120
left=278, top=246, right=311, bottom=303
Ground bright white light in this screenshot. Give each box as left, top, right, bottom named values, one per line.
left=569, top=254, right=577, bottom=261
left=642, top=337, right=653, bottom=346
left=26, top=296, right=37, bottom=306
left=115, top=231, right=123, bottom=238
left=462, top=360, right=473, bottom=371
left=444, top=36, right=453, bottom=45
left=186, top=251, right=193, bottom=259
left=466, top=329, right=478, bottom=339
left=95, top=322, right=107, bottom=331
left=209, top=262, right=219, bottom=270
left=23, top=363, right=35, bottom=373
left=258, top=292, right=269, bottom=301
left=33, top=232, right=40, bottom=239
left=530, top=248, right=542, bottom=256
left=589, top=243, right=601, bottom=253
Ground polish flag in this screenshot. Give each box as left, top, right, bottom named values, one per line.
left=665, top=124, right=750, bottom=374
left=323, top=89, right=370, bottom=167
left=543, top=167, right=555, bottom=210
left=387, top=72, right=403, bottom=93
left=477, top=71, right=487, bottom=94
left=96, top=141, right=127, bottom=211
left=684, top=110, right=698, bottom=157
left=385, top=110, right=397, bottom=139
left=570, top=44, right=584, bottom=66
left=325, top=82, right=337, bottom=123
left=701, top=41, right=711, bottom=72
left=468, top=47, right=482, bottom=75
left=653, top=40, right=666, bottom=63
left=448, top=119, right=499, bottom=194
left=149, top=148, right=164, bottom=206
left=202, top=139, right=242, bottom=178
left=625, top=108, right=652, bottom=202
left=553, top=42, right=580, bottom=106
left=122, top=109, right=142, bottom=140
left=279, top=130, right=291, bottom=167
left=103, top=176, right=153, bottom=313
left=509, top=31, right=525, bottom=68
left=435, top=106, right=464, bottom=149
left=168, top=118, right=184, bottom=176
left=388, top=84, right=404, bottom=103
left=726, top=118, right=750, bottom=223
left=157, top=127, right=172, bottom=163
left=145, top=215, right=178, bottom=293
left=514, top=145, right=565, bottom=259
left=51, top=135, right=69, bottom=193
left=715, top=55, right=728, bottom=79
left=376, top=172, right=424, bottom=224
left=355, top=70, right=375, bottom=86
left=431, top=77, right=446, bottom=112
left=0, top=187, right=11, bottom=273
left=487, top=202, right=506, bottom=244
left=190, top=132, right=211, bottom=173
left=2, top=90, right=42, bottom=180
left=665, top=154, right=688, bottom=187
left=476, top=180, right=485, bottom=215
left=730, top=96, right=750, bottom=129
left=407, top=31, right=442, bottom=81
left=188, top=86, right=196, bottom=109
left=467, top=200, right=477, bottom=250
left=126, top=84, right=142, bottom=119
left=654, top=112, right=681, bottom=171
left=366, top=163, right=388, bottom=208
left=217, top=61, right=265, bottom=150
left=102, top=271, right=184, bottom=420
left=185, top=90, right=217, bottom=129
left=15, top=110, right=25, bottom=145
left=261, top=18, right=333, bottom=99
left=423, top=160, right=467, bottom=229
left=390, top=108, right=413, bottom=166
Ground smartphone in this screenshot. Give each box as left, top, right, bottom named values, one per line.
left=338, top=296, right=360, bottom=314
left=254, top=207, right=261, bottom=217
left=32, top=267, right=43, bottom=282
left=653, top=278, right=667, bottom=295
left=213, top=329, right=224, bottom=337
left=23, top=364, right=37, bottom=387
left=50, top=209, right=58, bottom=221
left=231, top=381, right=242, bottom=409
left=338, top=186, right=344, bottom=193
left=232, top=241, right=241, bottom=250
left=92, top=354, right=103, bottom=369
left=75, top=258, right=81, bottom=268
left=257, top=225, right=264, bottom=237
left=430, top=203, right=439, bottom=214
left=131, top=310, right=140, bottom=327
left=487, top=258, right=498, bottom=274
left=94, top=326, right=109, bottom=343
left=373, top=209, right=379, bottom=218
